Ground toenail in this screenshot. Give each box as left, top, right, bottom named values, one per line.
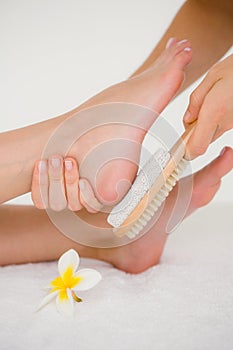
left=183, top=47, right=192, bottom=52
left=166, top=37, right=175, bottom=49
left=178, top=39, right=188, bottom=45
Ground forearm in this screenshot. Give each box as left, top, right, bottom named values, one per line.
left=132, top=0, right=233, bottom=90
left=0, top=115, right=67, bottom=203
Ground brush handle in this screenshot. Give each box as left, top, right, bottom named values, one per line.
left=113, top=121, right=197, bottom=237
left=169, top=120, right=197, bottom=162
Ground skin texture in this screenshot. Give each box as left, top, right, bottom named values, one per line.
left=184, top=54, right=233, bottom=159
left=1, top=147, right=233, bottom=273
left=132, top=0, right=233, bottom=159
left=0, top=0, right=232, bottom=272
left=132, top=0, right=233, bottom=87
left=0, top=38, right=192, bottom=205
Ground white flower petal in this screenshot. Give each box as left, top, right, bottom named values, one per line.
left=58, top=249, right=80, bottom=276
left=73, top=269, right=102, bottom=291
left=36, top=291, right=58, bottom=312
left=56, top=289, right=74, bottom=316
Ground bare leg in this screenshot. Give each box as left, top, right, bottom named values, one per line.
left=0, top=40, right=192, bottom=205
left=1, top=147, right=232, bottom=273
left=0, top=205, right=99, bottom=264
left=1, top=1, right=232, bottom=203
left=132, top=0, right=233, bottom=90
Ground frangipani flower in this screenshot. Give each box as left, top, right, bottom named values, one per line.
left=37, top=249, right=102, bottom=315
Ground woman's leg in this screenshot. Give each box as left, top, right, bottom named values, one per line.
left=1, top=147, right=232, bottom=273
left=2, top=0, right=233, bottom=203
left=0, top=205, right=99, bottom=265
left=132, top=0, right=233, bottom=90
left=0, top=40, right=192, bottom=205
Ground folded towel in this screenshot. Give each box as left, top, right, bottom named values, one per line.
left=0, top=203, right=233, bottom=350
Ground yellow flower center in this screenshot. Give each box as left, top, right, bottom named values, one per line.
left=50, top=266, right=83, bottom=301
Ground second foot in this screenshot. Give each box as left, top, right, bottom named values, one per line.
left=100, top=147, right=233, bottom=274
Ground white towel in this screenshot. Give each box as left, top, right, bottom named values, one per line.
left=0, top=203, right=233, bottom=350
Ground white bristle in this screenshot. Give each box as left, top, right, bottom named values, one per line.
left=161, top=189, right=169, bottom=197
left=167, top=178, right=176, bottom=186
left=107, top=148, right=171, bottom=228
left=135, top=224, right=142, bottom=232
left=171, top=173, right=179, bottom=181
left=141, top=219, right=147, bottom=227
left=146, top=207, right=158, bottom=219
left=150, top=204, right=158, bottom=212
left=124, top=158, right=188, bottom=239
left=151, top=199, right=160, bottom=207
left=126, top=231, right=136, bottom=239
left=149, top=205, right=157, bottom=213
left=153, top=198, right=162, bottom=206
left=146, top=207, right=154, bottom=216
left=156, top=193, right=165, bottom=202
left=131, top=227, right=138, bottom=235
left=138, top=217, right=146, bottom=226
left=142, top=212, right=151, bottom=221
left=165, top=183, right=173, bottom=191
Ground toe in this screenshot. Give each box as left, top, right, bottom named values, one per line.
left=166, top=38, right=191, bottom=56
left=171, top=48, right=192, bottom=71
left=195, top=147, right=233, bottom=190
left=163, top=38, right=192, bottom=69
left=165, top=37, right=179, bottom=49
left=191, top=147, right=233, bottom=207
left=171, top=41, right=192, bottom=68
left=183, top=147, right=233, bottom=212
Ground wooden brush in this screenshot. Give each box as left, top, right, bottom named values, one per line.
left=107, top=121, right=196, bottom=238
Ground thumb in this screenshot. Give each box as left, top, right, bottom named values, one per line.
left=183, top=71, right=216, bottom=125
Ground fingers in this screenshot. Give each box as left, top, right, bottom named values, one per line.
left=183, top=69, right=221, bottom=159
left=31, top=160, right=49, bottom=209
left=48, top=156, right=67, bottom=211
left=31, top=156, right=102, bottom=213
left=183, top=70, right=216, bottom=126
left=79, top=178, right=103, bottom=213
left=64, top=158, right=102, bottom=213
left=183, top=54, right=233, bottom=159
left=64, top=158, right=82, bottom=211
left=185, top=110, right=219, bottom=160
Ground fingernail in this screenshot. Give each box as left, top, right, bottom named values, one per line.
left=166, top=37, right=175, bottom=49
left=220, top=147, right=227, bottom=156
left=178, top=39, right=188, bottom=45
left=51, top=158, right=61, bottom=168
left=65, top=160, right=73, bottom=171
left=38, top=160, right=47, bottom=173
left=79, top=180, right=85, bottom=190
left=183, top=111, right=191, bottom=122
left=183, top=47, right=192, bottom=52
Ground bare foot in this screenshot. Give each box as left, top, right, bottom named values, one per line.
left=66, top=38, right=192, bottom=205
left=97, top=147, right=233, bottom=273
left=3, top=150, right=232, bottom=268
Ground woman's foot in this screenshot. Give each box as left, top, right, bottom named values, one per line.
left=97, top=147, right=233, bottom=273
left=32, top=148, right=233, bottom=273
left=66, top=38, right=192, bottom=205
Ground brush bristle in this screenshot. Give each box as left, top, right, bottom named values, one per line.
left=125, top=158, right=187, bottom=239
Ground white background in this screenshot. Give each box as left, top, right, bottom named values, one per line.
left=0, top=0, right=232, bottom=204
